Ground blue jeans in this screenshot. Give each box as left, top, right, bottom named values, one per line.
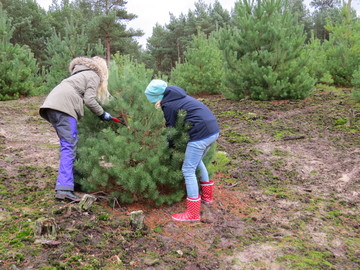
left=182, top=132, right=219, bottom=199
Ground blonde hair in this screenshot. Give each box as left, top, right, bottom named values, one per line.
left=92, top=56, right=110, bottom=104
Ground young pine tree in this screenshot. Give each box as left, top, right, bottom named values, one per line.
left=351, top=68, right=360, bottom=102
left=323, top=6, right=360, bottom=86
left=170, top=32, right=226, bottom=95
left=75, top=54, right=215, bottom=206
left=220, top=0, right=315, bottom=101
left=45, top=18, right=104, bottom=90
left=304, top=35, right=333, bottom=85
left=0, top=5, right=42, bottom=101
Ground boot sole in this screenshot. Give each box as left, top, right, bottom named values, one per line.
left=55, top=194, right=80, bottom=202
left=172, top=217, right=200, bottom=222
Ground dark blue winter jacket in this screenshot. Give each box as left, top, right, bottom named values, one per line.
left=161, top=86, right=220, bottom=142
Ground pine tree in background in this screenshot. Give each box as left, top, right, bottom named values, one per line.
left=45, top=18, right=104, bottom=90
left=170, top=32, right=226, bottom=95
left=86, top=0, right=142, bottom=64
left=323, top=6, right=360, bottom=86
left=351, top=67, right=360, bottom=102
left=304, top=35, right=333, bottom=85
left=0, top=4, right=42, bottom=101
left=220, top=0, right=315, bottom=101
left=1, top=0, right=52, bottom=64
left=75, top=54, right=215, bottom=206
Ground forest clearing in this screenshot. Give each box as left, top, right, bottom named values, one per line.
left=0, top=86, right=359, bottom=269
left=1, top=0, right=360, bottom=269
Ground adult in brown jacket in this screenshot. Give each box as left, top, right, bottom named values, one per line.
left=40, top=56, right=113, bottom=201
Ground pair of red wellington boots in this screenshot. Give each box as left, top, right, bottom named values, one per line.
left=172, top=180, right=214, bottom=222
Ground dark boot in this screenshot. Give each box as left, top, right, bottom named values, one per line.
left=55, top=190, right=80, bottom=201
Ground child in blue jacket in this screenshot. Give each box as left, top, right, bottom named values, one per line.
left=145, top=79, right=220, bottom=222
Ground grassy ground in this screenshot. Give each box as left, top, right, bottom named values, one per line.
left=0, top=86, right=359, bottom=269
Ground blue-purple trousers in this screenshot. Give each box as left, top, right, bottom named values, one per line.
left=45, top=109, right=78, bottom=191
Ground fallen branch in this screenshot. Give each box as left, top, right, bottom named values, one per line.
left=283, top=135, right=305, bottom=141
left=225, top=182, right=240, bottom=188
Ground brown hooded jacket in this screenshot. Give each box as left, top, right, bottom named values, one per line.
left=40, top=57, right=108, bottom=121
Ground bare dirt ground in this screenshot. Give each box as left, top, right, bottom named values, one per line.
left=0, top=88, right=359, bottom=269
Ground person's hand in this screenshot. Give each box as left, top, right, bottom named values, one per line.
left=99, top=111, right=112, bottom=121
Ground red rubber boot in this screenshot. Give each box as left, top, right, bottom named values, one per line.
left=200, top=180, right=214, bottom=205
left=172, top=196, right=201, bottom=222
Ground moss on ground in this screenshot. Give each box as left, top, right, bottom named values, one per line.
left=1, top=88, right=359, bottom=269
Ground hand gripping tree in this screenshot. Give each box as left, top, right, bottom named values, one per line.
left=74, top=54, right=215, bottom=206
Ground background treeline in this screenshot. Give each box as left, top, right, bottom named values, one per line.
left=1, top=0, right=360, bottom=101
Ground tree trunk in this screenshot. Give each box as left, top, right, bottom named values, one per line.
left=177, top=39, right=181, bottom=64
left=106, top=33, right=111, bottom=66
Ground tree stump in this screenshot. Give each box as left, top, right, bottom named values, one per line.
left=130, top=210, right=145, bottom=231
left=78, top=194, right=97, bottom=210
left=34, top=217, right=57, bottom=240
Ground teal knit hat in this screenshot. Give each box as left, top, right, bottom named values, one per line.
left=144, top=79, right=167, bottom=103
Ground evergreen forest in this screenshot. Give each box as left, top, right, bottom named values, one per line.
left=2, top=0, right=360, bottom=101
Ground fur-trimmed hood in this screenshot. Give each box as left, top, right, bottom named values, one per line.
left=68, top=57, right=108, bottom=83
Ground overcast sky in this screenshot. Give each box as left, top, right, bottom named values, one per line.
left=126, top=0, right=236, bottom=48
left=36, top=0, right=236, bottom=48
left=36, top=0, right=359, bottom=48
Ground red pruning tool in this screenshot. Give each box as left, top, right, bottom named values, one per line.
left=111, top=117, right=121, bottom=123
left=111, top=111, right=130, bottom=129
